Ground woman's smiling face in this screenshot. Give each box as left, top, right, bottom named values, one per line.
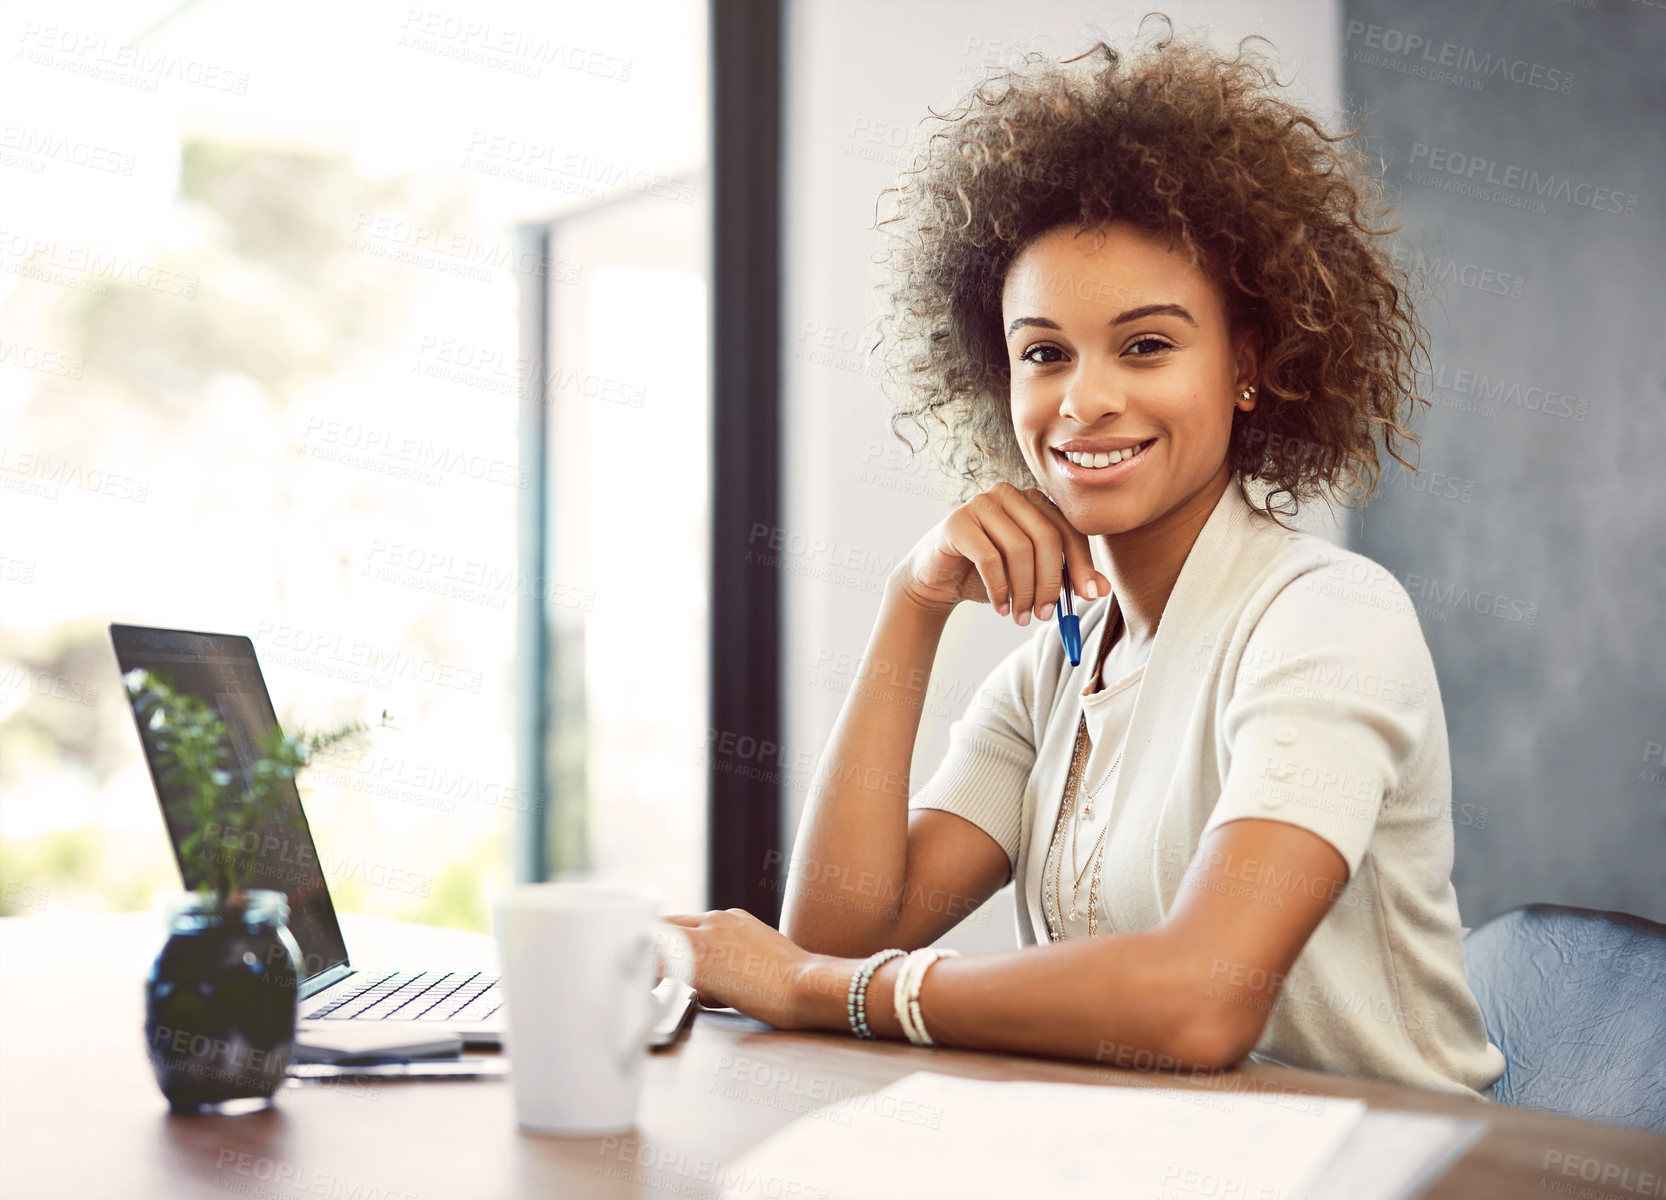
left=1001, top=220, right=1256, bottom=537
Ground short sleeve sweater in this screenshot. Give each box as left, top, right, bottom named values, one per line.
left=906, top=476, right=1507, bottom=1100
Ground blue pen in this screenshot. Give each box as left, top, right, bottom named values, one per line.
left=1056, top=560, right=1082, bottom=666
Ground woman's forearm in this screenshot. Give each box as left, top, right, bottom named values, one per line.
left=779, top=574, right=954, bottom=956
left=794, top=930, right=1223, bottom=1071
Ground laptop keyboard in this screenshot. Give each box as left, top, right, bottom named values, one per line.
left=302, top=970, right=502, bottom=1023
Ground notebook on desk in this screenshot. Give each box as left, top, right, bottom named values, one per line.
left=718, top=1070, right=1488, bottom=1200
left=110, top=622, right=696, bottom=1050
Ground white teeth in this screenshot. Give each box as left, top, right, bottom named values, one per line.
left=1062, top=440, right=1150, bottom=468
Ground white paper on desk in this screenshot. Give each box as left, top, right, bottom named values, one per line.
left=1297, top=1108, right=1488, bottom=1200
left=719, top=1070, right=1367, bottom=1200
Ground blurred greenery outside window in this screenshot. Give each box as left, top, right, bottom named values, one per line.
left=0, top=0, right=707, bottom=926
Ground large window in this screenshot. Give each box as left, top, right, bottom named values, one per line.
left=0, top=0, right=709, bottom=927
left=527, top=191, right=711, bottom=913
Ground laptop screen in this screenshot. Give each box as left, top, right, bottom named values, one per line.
left=110, top=623, right=350, bottom=981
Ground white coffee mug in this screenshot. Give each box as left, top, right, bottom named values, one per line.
left=491, top=882, right=679, bottom=1134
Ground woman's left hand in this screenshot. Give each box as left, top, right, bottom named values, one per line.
left=659, top=908, right=820, bottom=1030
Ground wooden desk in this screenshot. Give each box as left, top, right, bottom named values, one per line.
left=2, top=912, right=1660, bottom=1198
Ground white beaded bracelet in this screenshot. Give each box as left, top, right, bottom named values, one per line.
left=892, top=947, right=959, bottom=1046
left=893, top=951, right=926, bottom=1043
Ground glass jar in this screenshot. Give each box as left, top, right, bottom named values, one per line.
left=144, top=888, right=304, bottom=1115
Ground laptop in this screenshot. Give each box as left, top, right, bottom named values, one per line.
left=110, top=623, right=696, bottom=1049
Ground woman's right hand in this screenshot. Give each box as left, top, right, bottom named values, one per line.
left=893, top=482, right=1112, bottom=625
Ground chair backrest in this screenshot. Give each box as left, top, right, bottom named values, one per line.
left=1463, top=903, right=1666, bottom=1133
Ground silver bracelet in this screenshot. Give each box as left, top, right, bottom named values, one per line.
left=893, top=947, right=960, bottom=1046
left=847, top=948, right=905, bottom=1039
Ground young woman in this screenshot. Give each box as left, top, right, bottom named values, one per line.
left=662, top=19, right=1507, bottom=1100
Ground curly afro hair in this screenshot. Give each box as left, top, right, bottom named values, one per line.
left=870, top=14, right=1431, bottom=529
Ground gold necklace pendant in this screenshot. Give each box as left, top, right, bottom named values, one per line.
left=1070, top=729, right=1124, bottom=918
left=1078, top=749, right=1119, bottom=818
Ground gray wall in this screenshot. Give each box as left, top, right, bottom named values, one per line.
left=1340, top=0, right=1666, bottom=922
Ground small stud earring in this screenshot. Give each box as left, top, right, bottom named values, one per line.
left=1240, top=386, right=1255, bottom=401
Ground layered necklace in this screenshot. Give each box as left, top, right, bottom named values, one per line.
left=1045, top=610, right=1136, bottom=942
left=1045, top=715, right=1123, bottom=940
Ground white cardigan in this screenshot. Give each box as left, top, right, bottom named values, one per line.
left=909, top=477, right=1508, bottom=1098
